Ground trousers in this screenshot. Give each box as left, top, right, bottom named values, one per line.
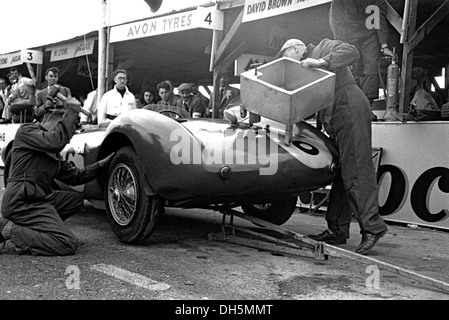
left=324, top=84, right=387, bottom=238
left=3, top=186, right=84, bottom=256
left=350, top=35, right=382, bottom=101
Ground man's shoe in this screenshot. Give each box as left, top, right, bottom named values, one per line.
left=0, top=217, right=9, bottom=244
left=308, top=229, right=347, bottom=245
left=355, top=230, right=388, bottom=255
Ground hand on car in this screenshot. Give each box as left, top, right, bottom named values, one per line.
left=98, top=152, right=115, bottom=168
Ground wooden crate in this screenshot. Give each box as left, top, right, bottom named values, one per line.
left=240, top=57, right=335, bottom=143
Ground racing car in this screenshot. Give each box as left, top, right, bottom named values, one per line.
left=2, top=106, right=338, bottom=243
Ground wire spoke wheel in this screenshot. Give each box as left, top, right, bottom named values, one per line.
left=108, top=163, right=138, bottom=226
left=105, top=146, right=162, bottom=243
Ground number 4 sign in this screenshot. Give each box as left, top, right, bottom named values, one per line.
left=20, top=49, right=43, bottom=65
left=194, top=6, right=224, bottom=30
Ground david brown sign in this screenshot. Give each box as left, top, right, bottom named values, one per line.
left=243, top=0, right=331, bottom=23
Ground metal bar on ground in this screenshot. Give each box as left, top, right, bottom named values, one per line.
left=212, top=208, right=449, bottom=294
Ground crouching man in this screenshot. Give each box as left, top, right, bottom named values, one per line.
left=0, top=97, right=113, bottom=256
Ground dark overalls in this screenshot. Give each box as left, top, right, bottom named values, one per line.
left=306, top=39, right=388, bottom=238
left=329, top=0, right=389, bottom=101
left=1, top=109, right=103, bottom=256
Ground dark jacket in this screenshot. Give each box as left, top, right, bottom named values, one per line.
left=34, top=85, right=72, bottom=122
left=3, top=107, right=102, bottom=208
left=176, top=94, right=207, bottom=117
left=330, top=0, right=389, bottom=45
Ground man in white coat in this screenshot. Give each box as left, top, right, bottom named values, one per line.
left=97, top=69, right=136, bottom=125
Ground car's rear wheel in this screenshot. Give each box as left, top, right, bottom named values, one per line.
left=105, top=146, right=163, bottom=243
left=241, top=197, right=298, bottom=225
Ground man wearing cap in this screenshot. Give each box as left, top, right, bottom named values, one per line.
left=176, top=83, right=206, bottom=118
left=98, top=69, right=136, bottom=125
left=0, top=98, right=114, bottom=256
left=276, top=38, right=388, bottom=255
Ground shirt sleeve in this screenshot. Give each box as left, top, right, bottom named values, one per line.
left=56, top=158, right=102, bottom=186
left=317, top=39, right=360, bottom=70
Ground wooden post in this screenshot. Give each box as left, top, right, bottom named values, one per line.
left=97, top=0, right=108, bottom=106
left=399, top=0, right=418, bottom=122
left=446, top=64, right=449, bottom=101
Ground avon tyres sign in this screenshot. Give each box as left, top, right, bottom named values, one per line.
left=243, top=0, right=331, bottom=23
left=110, top=6, right=223, bottom=43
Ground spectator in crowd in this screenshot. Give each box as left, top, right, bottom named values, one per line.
left=276, top=38, right=388, bottom=255
left=98, top=69, right=136, bottom=125
left=211, top=72, right=240, bottom=119
left=164, top=79, right=180, bottom=106
left=191, top=80, right=209, bottom=114
left=156, top=81, right=178, bottom=106
left=175, top=83, right=206, bottom=118
left=80, top=88, right=98, bottom=124
left=0, top=97, right=113, bottom=256
left=141, top=87, right=158, bottom=106
left=0, top=78, right=10, bottom=116
left=34, top=67, right=72, bottom=124
left=0, top=65, right=36, bottom=123
left=329, top=0, right=394, bottom=107
left=135, top=94, right=144, bottom=109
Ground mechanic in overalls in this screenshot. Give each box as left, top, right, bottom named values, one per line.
left=0, top=97, right=113, bottom=256
left=276, top=38, right=388, bottom=255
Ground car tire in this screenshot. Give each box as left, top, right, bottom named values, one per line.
left=105, top=146, right=163, bottom=243
left=241, top=197, right=298, bottom=225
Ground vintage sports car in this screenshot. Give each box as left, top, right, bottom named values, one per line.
left=2, top=106, right=338, bottom=243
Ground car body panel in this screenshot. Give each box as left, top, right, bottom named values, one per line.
left=95, top=109, right=338, bottom=207
left=2, top=108, right=338, bottom=210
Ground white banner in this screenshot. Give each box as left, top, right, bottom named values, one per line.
left=243, top=0, right=331, bottom=23
left=49, top=38, right=95, bottom=62
left=110, top=6, right=223, bottom=43
left=0, top=49, right=43, bottom=69
left=20, top=49, right=43, bottom=65
left=0, top=51, right=23, bottom=69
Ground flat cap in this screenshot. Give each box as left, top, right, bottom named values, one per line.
left=177, top=83, right=192, bottom=92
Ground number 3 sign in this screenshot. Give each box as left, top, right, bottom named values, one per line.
left=20, top=49, right=43, bottom=65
